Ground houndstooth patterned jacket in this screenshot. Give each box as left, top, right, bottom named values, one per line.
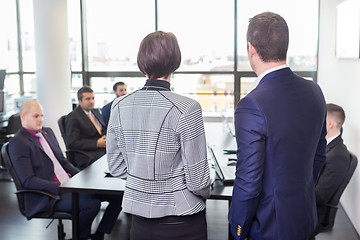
left=107, top=79, right=211, bottom=218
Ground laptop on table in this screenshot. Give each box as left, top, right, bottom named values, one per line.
left=208, top=146, right=236, bottom=185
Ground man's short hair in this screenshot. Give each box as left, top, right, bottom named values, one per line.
left=137, top=31, right=181, bottom=79
left=77, top=86, right=93, bottom=101
left=327, top=103, right=345, bottom=128
left=20, top=100, right=40, bottom=114
left=247, top=11, right=289, bottom=62
left=113, top=82, right=125, bottom=91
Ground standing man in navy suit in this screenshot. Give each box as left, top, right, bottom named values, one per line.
left=229, top=12, right=327, bottom=240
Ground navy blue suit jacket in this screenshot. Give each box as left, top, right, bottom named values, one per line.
left=8, top=127, right=79, bottom=219
left=229, top=67, right=327, bottom=240
left=101, top=100, right=113, bottom=127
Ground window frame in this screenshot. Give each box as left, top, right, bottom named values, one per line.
left=9, top=0, right=319, bottom=109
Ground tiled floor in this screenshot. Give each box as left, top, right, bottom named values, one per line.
left=0, top=169, right=359, bottom=240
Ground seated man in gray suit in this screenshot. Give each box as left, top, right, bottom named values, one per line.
left=312, top=103, right=352, bottom=237
left=65, top=86, right=106, bottom=169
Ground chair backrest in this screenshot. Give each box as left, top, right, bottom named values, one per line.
left=57, top=115, right=78, bottom=167
left=57, top=114, right=96, bottom=170
left=6, top=113, right=21, bottom=135
left=1, top=142, right=27, bottom=216
left=0, top=113, right=21, bottom=169
left=319, top=152, right=359, bottom=231
left=329, top=152, right=358, bottom=206
left=57, top=115, right=67, bottom=147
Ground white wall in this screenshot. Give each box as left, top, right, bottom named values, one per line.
left=318, top=0, right=360, bottom=234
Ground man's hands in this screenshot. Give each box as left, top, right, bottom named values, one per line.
left=97, top=135, right=106, bottom=148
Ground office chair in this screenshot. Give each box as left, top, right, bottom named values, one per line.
left=0, top=113, right=21, bottom=181
left=0, top=112, right=21, bottom=148
left=315, top=152, right=358, bottom=235
left=6, top=113, right=22, bottom=135
left=58, top=115, right=96, bottom=170
left=1, top=142, right=72, bottom=240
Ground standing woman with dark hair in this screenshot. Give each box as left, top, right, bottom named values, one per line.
left=106, top=31, right=211, bottom=240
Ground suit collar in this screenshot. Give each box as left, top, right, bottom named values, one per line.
left=75, top=106, right=106, bottom=131
left=326, top=132, right=341, bottom=145
left=142, top=79, right=171, bottom=91
left=256, top=67, right=292, bottom=88
left=326, top=134, right=343, bottom=153
left=19, top=127, right=45, bottom=152
left=75, top=105, right=89, bottom=117
left=20, top=127, right=37, bottom=140
left=252, top=65, right=289, bottom=89
left=21, top=126, right=50, bottom=138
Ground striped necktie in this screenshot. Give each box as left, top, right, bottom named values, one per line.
left=88, top=111, right=102, bottom=135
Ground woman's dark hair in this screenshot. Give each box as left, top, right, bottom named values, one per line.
left=137, top=31, right=181, bottom=79
left=247, top=12, right=289, bottom=62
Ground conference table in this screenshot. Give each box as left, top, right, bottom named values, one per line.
left=60, top=155, right=234, bottom=240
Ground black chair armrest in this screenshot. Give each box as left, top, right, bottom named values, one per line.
left=15, top=189, right=62, bottom=217
left=16, top=189, right=61, bottom=200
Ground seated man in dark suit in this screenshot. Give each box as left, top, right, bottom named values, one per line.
left=101, top=81, right=127, bottom=126
left=65, top=86, right=106, bottom=169
left=312, top=103, right=351, bottom=237
left=9, top=100, right=121, bottom=240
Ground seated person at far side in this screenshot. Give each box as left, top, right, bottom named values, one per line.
left=9, top=100, right=122, bottom=240
left=101, top=81, right=127, bottom=126
left=312, top=103, right=352, bottom=237
left=65, top=86, right=106, bottom=170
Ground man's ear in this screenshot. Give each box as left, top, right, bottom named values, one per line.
left=20, top=112, right=25, bottom=122
left=327, top=119, right=335, bottom=130
left=247, top=42, right=257, bottom=58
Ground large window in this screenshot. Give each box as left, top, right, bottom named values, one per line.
left=171, top=74, right=235, bottom=115
left=78, top=0, right=319, bottom=116
left=0, top=1, right=18, bottom=72
left=85, top=0, right=155, bottom=71
left=19, top=0, right=36, bottom=72
left=237, top=0, right=319, bottom=71
left=90, top=77, right=145, bottom=108
left=158, top=0, right=234, bottom=72
left=1, top=0, right=319, bottom=116
left=68, top=0, right=82, bottom=71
